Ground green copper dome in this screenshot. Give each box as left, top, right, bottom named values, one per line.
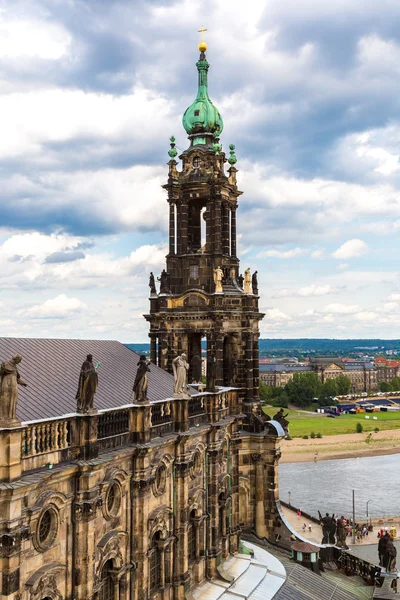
left=182, top=52, right=223, bottom=145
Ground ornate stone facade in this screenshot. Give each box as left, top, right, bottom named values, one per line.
left=0, top=388, right=283, bottom=600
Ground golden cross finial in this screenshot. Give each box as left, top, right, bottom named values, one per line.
left=198, top=25, right=208, bottom=52
left=198, top=25, right=207, bottom=41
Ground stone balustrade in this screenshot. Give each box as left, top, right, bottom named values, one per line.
left=21, top=419, right=71, bottom=458
left=9, top=388, right=240, bottom=479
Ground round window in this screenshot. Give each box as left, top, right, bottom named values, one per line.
left=106, top=483, right=121, bottom=516
left=154, top=465, right=167, bottom=496
left=36, top=508, right=57, bottom=551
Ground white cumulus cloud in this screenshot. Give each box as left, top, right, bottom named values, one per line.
left=332, top=239, right=368, bottom=259
left=323, top=303, right=360, bottom=314
left=22, top=294, right=87, bottom=319
left=257, top=247, right=305, bottom=259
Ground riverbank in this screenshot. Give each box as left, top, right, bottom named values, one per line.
left=280, top=428, right=400, bottom=463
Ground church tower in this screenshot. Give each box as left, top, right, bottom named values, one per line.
left=146, top=36, right=264, bottom=422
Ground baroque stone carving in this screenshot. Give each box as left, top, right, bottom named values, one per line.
left=243, top=268, right=252, bottom=293
left=28, top=573, right=62, bottom=600
left=0, top=354, right=27, bottom=424
left=76, top=354, right=98, bottom=413
left=133, top=355, right=150, bottom=402
left=172, top=354, right=189, bottom=395
left=213, top=266, right=223, bottom=293
left=0, top=526, right=30, bottom=557
left=149, top=272, right=157, bottom=295
left=74, top=497, right=103, bottom=522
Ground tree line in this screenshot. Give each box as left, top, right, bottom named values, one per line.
left=260, top=372, right=352, bottom=408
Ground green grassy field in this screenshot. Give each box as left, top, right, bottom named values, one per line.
left=263, top=407, right=400, bottom=437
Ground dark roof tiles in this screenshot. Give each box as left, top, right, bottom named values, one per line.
left=0, top=338, right=182, bottom=422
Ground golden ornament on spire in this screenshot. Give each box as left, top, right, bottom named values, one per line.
left=198, top=25, right=207, bottom=52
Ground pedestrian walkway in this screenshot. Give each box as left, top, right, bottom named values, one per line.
left=281, top=506, right=380, bottom=547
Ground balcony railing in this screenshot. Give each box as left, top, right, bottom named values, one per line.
left=16, top=389, right=239, bottom=471
left=98, top=409, right=130, bottom=439
left=21, top=419, right=71, bottom=458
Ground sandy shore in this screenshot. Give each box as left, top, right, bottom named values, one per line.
left=280, top=428, right=400, bottom=463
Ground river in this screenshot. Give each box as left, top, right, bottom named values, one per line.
left=279, top=453, right=400, bottom=520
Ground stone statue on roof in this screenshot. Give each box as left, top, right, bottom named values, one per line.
left=0, top=354, right=27, bottom=425
left=172, top=354, right=189, bottom=396
left=213, top=266, right=223, bottom=293
left=252, top=270, right=258, bottom=294
left=273, top=408, right=289, bottom=433
left=149, top=272, right=157, bottom=295
left=244, top=268, right=252, bottom=293
left=158, top=269, right=170, bottom=294
left=133, top=355, right=150, bottom=402
left=76, top=354, right=98, bottom=413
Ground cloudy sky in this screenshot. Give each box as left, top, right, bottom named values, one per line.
left=1, top=0, right=400, bottom=342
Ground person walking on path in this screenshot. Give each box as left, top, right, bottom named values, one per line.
left=378, top=532, right=390, bottom=567
left=385, top=536, right=397, bottom=572
left=297, top=509, right=301, bottom=520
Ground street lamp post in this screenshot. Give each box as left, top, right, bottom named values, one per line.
left=288, top=491, right=291, bottom=506
left=366, top=500, right=372, bottom=527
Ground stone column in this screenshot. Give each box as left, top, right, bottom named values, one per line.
left=231, top=208, right=237, bottom=257
left=158, top=543, right=166, bottom=588
left=169, top=202, right=175, bottom=255
left=206, top=447, right=221, bottom=578
left=131, top=449, right=153, bottom=600
left=213, top=197, right=222, bottom=255
left=252, top=453, right=267, bottom=538
left=222, top=204, right=230, bottom=256
left=76, top=411, right=99, bottom=460
left=149, top=333, right=157, bottom=365
left=244, top=332, right=254, bottom=403
left=174, top=458, right=190, bottom=599
left=215, top=333, right=224, bottom=387
left=73, top=477, right=104, bottom=599
left=253, top=334, right=260, bottom=403
left=229, top=433, right=241, bottom=553
left=194, top=517, right=201, bottom=560
left=0, top=427, right=22, bottom=482
left=179, top=200, right=188, bottom=255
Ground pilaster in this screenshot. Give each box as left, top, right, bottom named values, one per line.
left=0, top=427, right=22, bottom=482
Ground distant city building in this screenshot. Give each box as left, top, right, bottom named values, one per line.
left=260, top=357, right=377, bottom=392
left=375, top=356, right=400, bottom=384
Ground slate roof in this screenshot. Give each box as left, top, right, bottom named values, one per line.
left=260, top=364, right=311, bottom=373
left=0, top=338, right=186, bottom=423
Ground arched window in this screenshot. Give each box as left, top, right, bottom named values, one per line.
left=149, top=532, right=162, bottom=593
left=188, top=510, right=196, bottom=561
left=99, top=559, right=115, bottom=600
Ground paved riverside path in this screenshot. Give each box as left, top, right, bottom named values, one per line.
left=281, top=505, right=386, bottom=548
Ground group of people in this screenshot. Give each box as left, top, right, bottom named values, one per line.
left=378, top=532, right=397, bottom=572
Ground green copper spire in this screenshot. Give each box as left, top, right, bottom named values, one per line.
left=182, top=50, right=223, bottom=146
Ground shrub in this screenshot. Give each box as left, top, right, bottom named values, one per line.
left=316, top=432, right=322, bottom=438
left=374, top=427, right=380, bottom=433
left=286, top=435, right=293, bottom=440
left=302, top=435, right=309, bottom=439
left=310, top=431, right=316, bottom=439
left=356, top=422, right=363, bottom=433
